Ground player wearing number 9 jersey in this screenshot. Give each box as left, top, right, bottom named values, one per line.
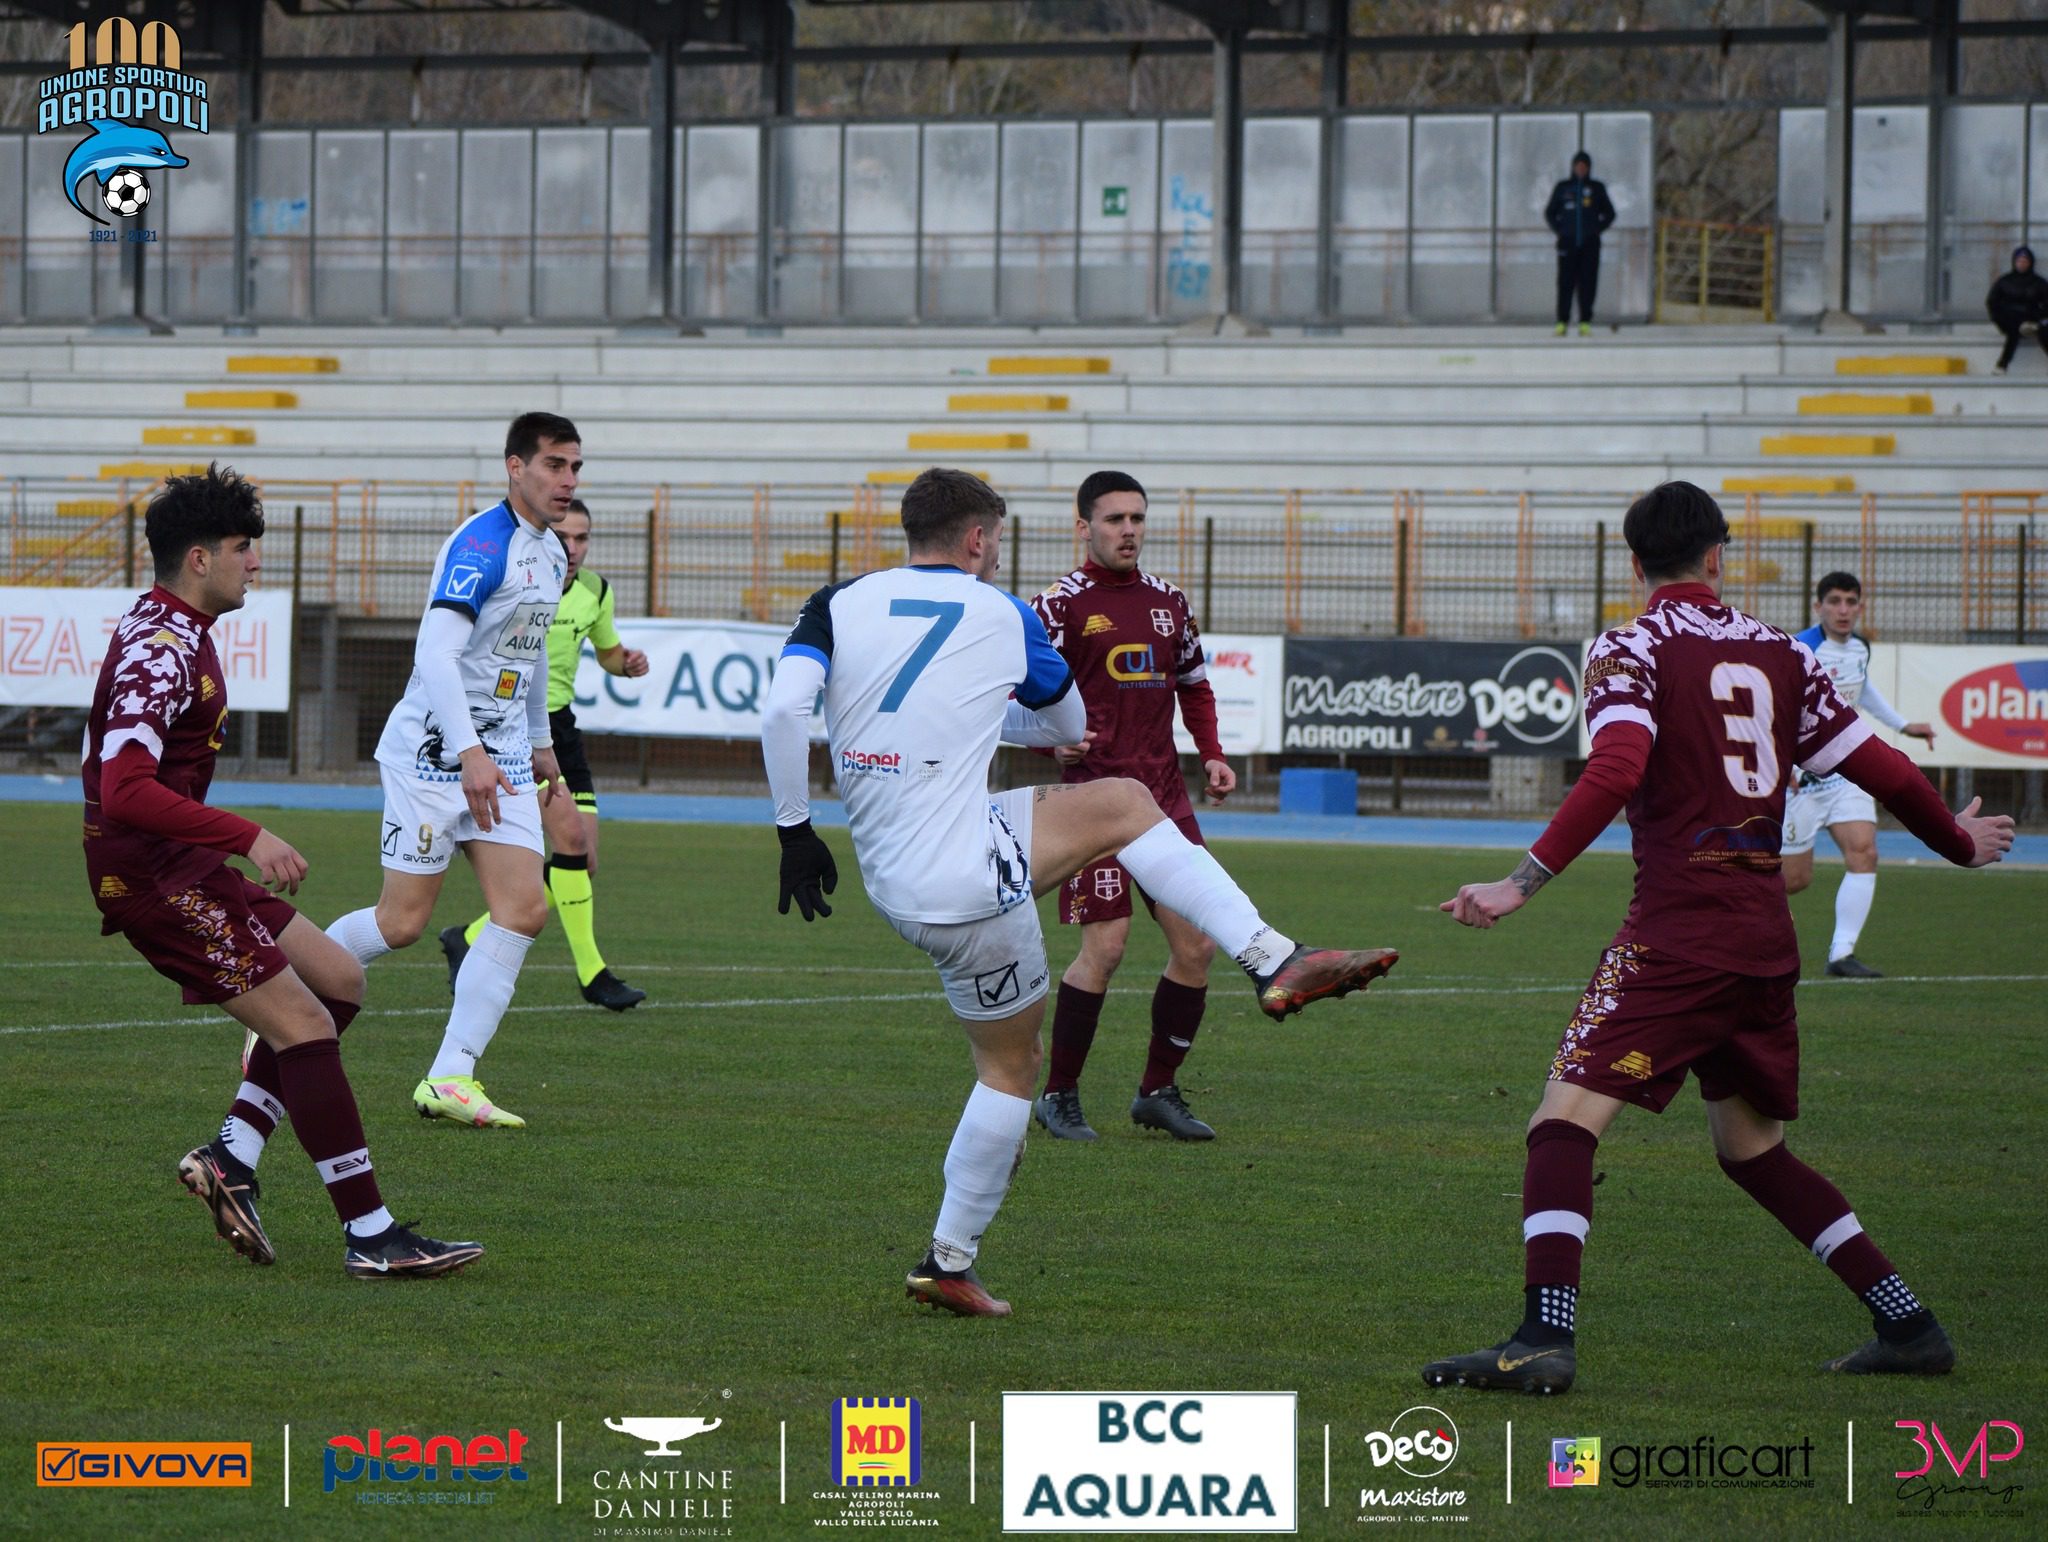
left=1423, top=481, right=2013, bottom=1396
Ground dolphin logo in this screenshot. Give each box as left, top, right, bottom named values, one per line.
left=64, top=119, right=187, bottom=224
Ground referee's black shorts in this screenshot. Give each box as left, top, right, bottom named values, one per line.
left=547, top=706, right=598, bottom=812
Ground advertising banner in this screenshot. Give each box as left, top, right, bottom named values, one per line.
left=569, top=619, right=824, bottom=742
left=1171, top=633, right=1284, bottom=757
left=0, top=586, right=292, bottom=711
left=1281, top=638, right=1583, bottom=756
left=1880, top=643, right=2048, bottom=770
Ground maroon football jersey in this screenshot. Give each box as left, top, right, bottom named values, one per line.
left=1031, top=561, right=1220, bottom=819
left=1583, top=582, right=1871, bottom=976
left=82, top=586, right=234, bottom=901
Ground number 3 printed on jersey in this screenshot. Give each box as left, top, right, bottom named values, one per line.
left=1711, top=662, right=1778, bottom=799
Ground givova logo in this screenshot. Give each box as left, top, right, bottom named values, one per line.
left=37, top=1442, right=250, bottom=1488
left=832, top=1398, right=920, bottom=1487
left=1002, top=1392, right=1296, bottom=1533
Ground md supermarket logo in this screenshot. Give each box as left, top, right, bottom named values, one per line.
left=1895, top=1419, right=2025, bottom=1517
left=816, top=1397, right=943, bottom=1529
left=37, top=1441, right=250, bottom=1488
left=1356, top=1406, right=1465, bottom=1517
left=833, top=1398, right=920, bottom=1486
left=37, top=17, right=208, bottom=226
left=323, top=1426, right=528, bottom=1506
left=1002, top=1391, right=1295, bottom=1532
left=1549, top=1435, right=1600, bottom=1487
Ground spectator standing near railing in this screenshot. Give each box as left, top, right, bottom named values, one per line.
left=1546, top=150, right=1616, bottom=337
left=1987, top=246, right=2048, bottom=375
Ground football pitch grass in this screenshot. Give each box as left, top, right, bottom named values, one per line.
left=2, top=800, right=2041, bottom=1540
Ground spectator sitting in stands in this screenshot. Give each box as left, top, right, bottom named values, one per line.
left=1987, top=245, right=2048, bottom=375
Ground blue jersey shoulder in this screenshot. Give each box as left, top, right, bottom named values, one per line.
left=1003, top=588, right=1073, bottom=709
left=431, top=503, right=515, bottom=617
left=1793, top=624, right=1824, bottom=650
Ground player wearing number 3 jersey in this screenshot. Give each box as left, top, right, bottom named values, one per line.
left=1423, top=481, right=2013, bottom=1395
left=760, top=468, right=1398, bottom=1319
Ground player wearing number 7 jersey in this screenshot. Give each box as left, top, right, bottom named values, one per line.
left=760, top=468, right=1398, bottom=1319
left=1422, top=481, right=2013, bottom=1395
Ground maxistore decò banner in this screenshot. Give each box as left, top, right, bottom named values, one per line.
left=1278, top=639, right=1584, bottom=756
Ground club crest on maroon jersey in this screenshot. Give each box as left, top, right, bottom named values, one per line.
left=1094, top=868, right=1125, bottom=902
left=1151, top=608, right=1174, bottom=637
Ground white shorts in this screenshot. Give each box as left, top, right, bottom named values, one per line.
left=884, top=787, right=1046, bottom=1021
left=377, top=763, right=545, bottom=874
left=1781, top=775, right=1877, bottom=856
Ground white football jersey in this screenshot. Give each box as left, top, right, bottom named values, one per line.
left=375, top=500, right=565, bottom=784
left=781, top=563, right=1073, bottom=924
left=1793, top=625, right=1905, bottom=776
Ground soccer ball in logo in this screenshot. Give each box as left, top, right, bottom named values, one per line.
left=102, top=169, right=150, bottom=217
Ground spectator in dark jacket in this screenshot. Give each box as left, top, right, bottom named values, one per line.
left=1545, top=150, right=1616, bottom=335
left=1987, top=246, right=2048, bottom=374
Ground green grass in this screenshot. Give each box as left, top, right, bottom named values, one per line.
left=2, top=800, right=2041, bottom=1539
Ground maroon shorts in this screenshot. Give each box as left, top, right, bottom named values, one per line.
left=1549, top=940, right=1801, bottom=1120
left=99, top=865, right=298, bottom=1006
left=1060, top=812, right=1204, bottom=927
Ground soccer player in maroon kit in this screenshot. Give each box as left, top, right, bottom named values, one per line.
left=1029, top=471, right=1238, bottom=1142
left=1424, top=482, right=2012, bottom=1392
left=84, top=465, right=480, bottom=1278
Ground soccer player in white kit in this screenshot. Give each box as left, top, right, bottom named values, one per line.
left=323, top=412, right=575, bottom=1126
left=1784, top=572, right=1937, bottom=978
left=760, top=469, right=1399, bottom=1317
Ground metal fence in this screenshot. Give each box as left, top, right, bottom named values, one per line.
left=7, top=479, right=2039, bottom=646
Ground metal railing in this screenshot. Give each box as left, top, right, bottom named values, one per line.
left=1656, top=217, right=1775, bottom=323
left=6, top=478, right=2039, bottom=648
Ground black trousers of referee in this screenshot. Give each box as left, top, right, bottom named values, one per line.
left=1556, top=246, right=1600, bottom=324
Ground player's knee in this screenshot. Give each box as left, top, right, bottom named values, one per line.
left=1783, top=868, right=1810, bottom=895
left=1172, top=934, right=1217, bottom=974
left=330, top=953, right=367, bottom=1004
left=1083, top=931, right=1128, bottom=976
left=1106, top=777, right=1163, bottom=836
left=498, top=893, right=550, bottom=938
left=373, top=902, right=428, bottom=950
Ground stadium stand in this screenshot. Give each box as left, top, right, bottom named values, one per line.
left=2, top=325, right=2042, bottom=498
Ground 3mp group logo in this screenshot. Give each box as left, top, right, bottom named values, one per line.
left=37, top=1441, right=251, bottom=1487
left=1895, top=1419, right=2025, bottom=1516
left=1001, top=1391, right=1296, bottom=1533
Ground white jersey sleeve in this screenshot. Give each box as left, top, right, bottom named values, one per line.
left=778, top=564, right=1072, bottom=924
left=375, top=501, right=565, bottom=785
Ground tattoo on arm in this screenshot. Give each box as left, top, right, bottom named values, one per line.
left=1508, top=855, right=1553, bottom=899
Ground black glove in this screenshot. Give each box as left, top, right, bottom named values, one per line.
left=777, top=820, right=838, bottom=921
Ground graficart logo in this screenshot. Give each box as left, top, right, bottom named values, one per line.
left=37, top=18, right=208, bottom=226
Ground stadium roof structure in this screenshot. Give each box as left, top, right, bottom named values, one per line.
left=8, top=0, right=2044, bottom=329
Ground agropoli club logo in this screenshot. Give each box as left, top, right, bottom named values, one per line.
left=38, top=17, right=208, bottom=225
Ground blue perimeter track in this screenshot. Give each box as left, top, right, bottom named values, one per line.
left=8, top=774, right=2042, bottom=865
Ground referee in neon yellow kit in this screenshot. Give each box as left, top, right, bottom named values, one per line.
left=444, top=498, right=651, bottom=1009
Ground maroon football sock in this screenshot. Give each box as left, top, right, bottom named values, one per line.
left=1519, top=1119, right=1597, bottom=1342
left=1719, top=1141, right=1931, bottom=1336
left=1139, top=977, right=1207, bottom=1095
left=273, top=1037, right=385, bottom=1226
left=1045, top=982, right=1106, bottom=1093
left=240, top=994, right=358, bottom=1106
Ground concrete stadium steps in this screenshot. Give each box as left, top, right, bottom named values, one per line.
left=0, top=324, right=2040, bottom=501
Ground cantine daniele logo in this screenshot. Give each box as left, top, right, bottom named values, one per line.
left=38, top=17, right=208, bottom=226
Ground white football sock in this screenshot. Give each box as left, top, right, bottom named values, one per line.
left=218, top=1114, right=267, bottom=1170
left=1116, top=819, right=1294, bottom=976
left=426, top=922, right=533, bottom=1079
left=931, top=1082, right=1030, bottom=1271
left=325, top=907, right=393, bottom=968
left=1830, top=871, right=1876, bottom=962
left=344, top=1206, right=396, bottom=1240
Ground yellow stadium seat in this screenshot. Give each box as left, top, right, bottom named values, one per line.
left=1760, top=434, right=1895, bottom=456
left=1721, top=475, right=1856, bottom=494
left=907, top=431, right=1029, bottom=452
left=947, top=393, right=1069, bottom=412
left=143, top=426, right=256, bottom=446
left=1833, top=355, right=1966, bottom=376
left=226, top=356, right=338, bottom=374
left=186, top=390, right=298, bottom=409
left=987, top=356, right=1110, bottom=375
left=1797, top=393, right=1932, bottom=416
